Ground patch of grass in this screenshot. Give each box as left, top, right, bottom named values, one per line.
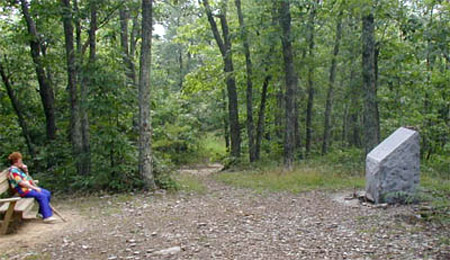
left=421, top=175, right=450, bottom=197
left=175, top=174, right=207, bottom=194
left=215, top=163, right=365, bottom=194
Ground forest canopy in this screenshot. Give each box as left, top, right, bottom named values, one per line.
left=0, top=0, right=448, bottom=192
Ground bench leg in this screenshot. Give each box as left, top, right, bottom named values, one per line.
left=1, top=201, right=17, bottom=235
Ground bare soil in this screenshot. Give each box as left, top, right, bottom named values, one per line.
left=1, top=164, right=448, bottom=260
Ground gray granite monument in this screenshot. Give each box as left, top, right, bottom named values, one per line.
left=365, top=127, right=420, bottom=204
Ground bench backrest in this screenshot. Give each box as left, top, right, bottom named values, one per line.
left=0, top=169, right=10, bottom=195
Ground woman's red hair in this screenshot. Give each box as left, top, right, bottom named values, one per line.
left=8, top=152, right=22, bottom=165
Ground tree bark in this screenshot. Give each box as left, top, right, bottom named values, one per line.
left=275, top=88, right=284, bottom=142
left=78, top=0, right=97, bottom=176
left=0, top=58, right=35, bottom=158
left=138, top=0, right=156, bottom=189
left=120, top=7, right=137, bottom=85
left=278, top=0, right=298, bottom=169
left=61, top=0, right=83, bottom=174
left=20, top=0, right=57, bottom=141
left=362, top=12, right=380, bottom=154
left=305, top=2, right=317, bottom=157
left=222, top=89, right=230, bottom=152
left=130, top=15, right=139, bottom=59
left=322, top=12, right=343, bottom=155
left=348, top=65, right=362, bottom=147
left=235, top=0, right=255, bottom=162
left=202, top=0, right=241, bottom=159
left=255, top=75, right=271, bottom=160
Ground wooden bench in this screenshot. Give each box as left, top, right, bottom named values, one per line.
left=0, top=169, right=36, bottom=235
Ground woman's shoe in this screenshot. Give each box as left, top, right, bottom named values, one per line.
left=43, top=216, right=58, bottom=223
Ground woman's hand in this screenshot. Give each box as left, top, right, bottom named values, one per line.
left=21, top=164, right=29, bottom=173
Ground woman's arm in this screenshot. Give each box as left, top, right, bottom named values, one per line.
left=20, top=164, right=38, bottom=186
left=18, top=181, right=41, bottom=193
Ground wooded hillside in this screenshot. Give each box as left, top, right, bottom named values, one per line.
left=0, top=0, right=448, bottom=191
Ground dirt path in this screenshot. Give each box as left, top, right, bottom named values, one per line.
left=1, top=164, right=448, bottom=260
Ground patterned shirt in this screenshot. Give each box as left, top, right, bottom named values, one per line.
left=8, top=166, right=33, bottom=197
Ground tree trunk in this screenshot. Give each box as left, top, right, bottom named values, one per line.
left=20, top=0, right=57, bottom=141
left=255, top=75, right=271, bottom=160
left=78, top=0, right=97, bottom=176
left=342, top=102, right=349, bottom=145
left=73, top=0, right=91, bottom=176
left=278, top=0, right=298, bottom=169
left=202, top=0, right=241, bottom=159
left=130, top=15, right=139, bottom=59
left=235, top=0, right=255, bottom=162
left=305, top=2, right=317, bottom=157
left=348, top=65, right=362, bottom=147
left=178, top=44, right=183, bottom=90
left=0, top=58, right=35, bottom=158
left=138, top=0, right=156, bottom=189
left=61, top=0, right=83, bottom=174
left=362, top=12, right=380, bottom=154
left=275, top=89, right=284, bottom=141
left=322, top=13, right=343, bottom=155
left=222, top=89, right=230, bottom=152
left=120, top=7, right=136, bottom=85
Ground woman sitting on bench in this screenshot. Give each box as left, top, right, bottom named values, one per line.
left=7, top=152, right=57, bottom=223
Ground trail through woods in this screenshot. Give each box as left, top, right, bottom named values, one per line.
left=0, top=164, right=448, bottom=259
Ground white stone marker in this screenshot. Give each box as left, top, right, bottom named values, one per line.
left=365, top=127, right=420, bottom=204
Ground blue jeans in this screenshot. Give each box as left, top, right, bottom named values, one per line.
left=24, top=188, right=53, bottom=219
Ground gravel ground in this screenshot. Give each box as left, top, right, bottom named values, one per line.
left=1, top=164, right=448, bottom=260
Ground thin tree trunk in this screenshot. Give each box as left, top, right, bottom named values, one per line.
left=61, top=0, right=83, bottom=174
left=348, top=66, right=361, bottom=148
left=138, top=0, right=156, bottom=189
left=79, top=0, right=97, bottom=176
left=278, top=0, right=298, bottom=169
left=235, top=0, right=255, bottom=162
left=222, top=89, right=230, bottom=152
left=423, top=5, right=435, bottom=160
left=362, top=12, right=380, bottom=154
left=275, top=88, right=284, bottom=141
left=178, top=45, right=183, bottom=89
left=120, top=7, right=136, bottom=85
left=305, top=2, right=317, bottom=157
left=322, top=12, right=343, bottom=155
left=294, top=99, right=301, bottom=151
left=130, top=15, right=139, bottom=59
left=20, top=0, right=57, bottom=141
left=73, top=0, right=91, bottom=176
left=255, top=8, right=277, bottom=161
left=255, top=75, right=271, bottom=160
left=0, top=58, right=35, bottom=158
left=202, top=0, right=241, bottom=159
left=342, top=102, right=349, bottom=146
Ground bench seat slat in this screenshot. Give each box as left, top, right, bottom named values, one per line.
left=0, top=198, right=35, bottom=213
left=0, top=197, right=21, bottom=203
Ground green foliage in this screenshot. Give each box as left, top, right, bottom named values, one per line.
left=153, top=156, right=179, bottom=191
left=0, top=0, right=449, bottom=196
